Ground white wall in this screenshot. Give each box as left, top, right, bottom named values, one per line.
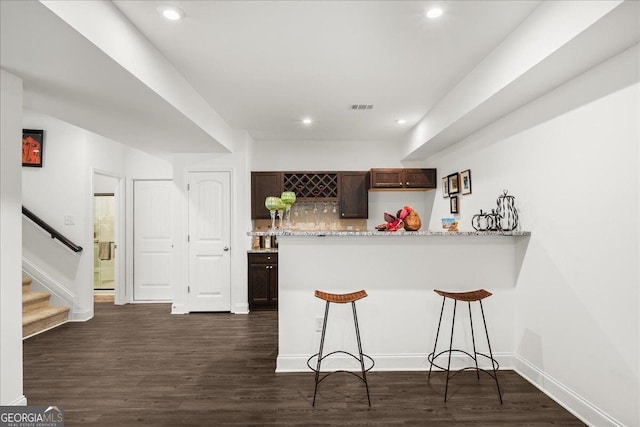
left=426, top=45, right=639, bottom=427
left=0, top=70, right=26, bottom=405
left=21, top=110, right=172, bottom=319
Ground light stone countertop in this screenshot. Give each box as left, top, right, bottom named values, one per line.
left=247, top=230, right=530, bottom=237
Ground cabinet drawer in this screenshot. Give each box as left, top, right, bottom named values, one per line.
left=248, top=253, right=278, bottom=264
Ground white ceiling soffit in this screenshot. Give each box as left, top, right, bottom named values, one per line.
left=112, top=0, right=542, bottom=143
left=403, top=0, right=639, bottom=160
left=0, top=1, right=231, bottom=155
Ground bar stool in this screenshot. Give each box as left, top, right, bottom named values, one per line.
left=427, top=289, right=502, bottom=403
left=306, top=289, right=374, bottom=406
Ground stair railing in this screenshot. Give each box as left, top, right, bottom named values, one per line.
left=22, top=206, right=83, bottom=253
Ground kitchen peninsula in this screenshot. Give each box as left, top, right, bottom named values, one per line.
left=247, top=230, right=530, bottom=372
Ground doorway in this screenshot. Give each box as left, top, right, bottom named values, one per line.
left=94, top=193, right=115, bottom=300
left=92, top=173, right=120, bottom=304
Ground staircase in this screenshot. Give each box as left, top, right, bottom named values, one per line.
left=22, top=277, right=70, bottom=338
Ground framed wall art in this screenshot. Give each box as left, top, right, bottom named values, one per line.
left=447, top=172, right=460, bottom=195
left=22, top=129, right=44, bottom=167
left=460, top=169, right=472, bottom=195
left=442, top=176, right=449, bottom=198
left=450, top=195, right=459, bottom=214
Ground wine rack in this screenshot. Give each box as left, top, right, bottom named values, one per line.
left=283, top=173, right=339, bottom=200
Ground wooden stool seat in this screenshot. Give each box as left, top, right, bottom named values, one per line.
left=314, top=289, right=367, bottom=304
left=434, top=289, right=492, bottom=302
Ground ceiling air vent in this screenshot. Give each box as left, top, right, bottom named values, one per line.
left=349, top=104, right=374, bottom=110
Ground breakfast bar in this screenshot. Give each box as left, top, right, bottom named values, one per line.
left=250, top=230, right=530, bottom=373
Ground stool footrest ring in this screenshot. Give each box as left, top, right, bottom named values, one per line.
left=307, top=351, right=375, bottom=374
left=428, top=349, right=499, bottom=382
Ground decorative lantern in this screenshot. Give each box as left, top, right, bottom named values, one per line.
left=496, top=190, right=518, bottom=232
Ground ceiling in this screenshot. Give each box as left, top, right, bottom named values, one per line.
left=4, top=1, right=637, bottom=157
left=1, top=0, right=545, bottom=153
left=112, top=0, right=540, bottom=142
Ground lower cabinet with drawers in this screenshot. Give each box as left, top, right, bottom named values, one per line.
left=248, top=252, right=278, bottom=310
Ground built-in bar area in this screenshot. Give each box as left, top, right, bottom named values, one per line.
left=248, top=169, right=532, bottom=372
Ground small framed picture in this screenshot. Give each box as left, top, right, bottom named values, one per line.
left=447, top=173, right=460, bottom=195
left=22, top=129, right=44, bottom=167
left=450, top=196, right=459, bottom=214
left=460, top=169, right=472, bottom=195
left=442, top=177, right=449, bottom=198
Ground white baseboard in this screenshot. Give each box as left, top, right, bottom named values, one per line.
left=69, top=309, right=92, bottom=322
left=6, top=395, right=27, bottom=406
left=514, top=355, right=622, bottom=427
left=276, top=352, right=513, bottom=373
left=233, top=303, right=249, bottom=314
left=171, top=303, right=187, bottom=314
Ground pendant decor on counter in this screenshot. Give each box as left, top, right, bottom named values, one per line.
left=496, top=190, right=518, bottom=232
left=471, top=210, right=491, bottom=231
left=280, top=191, right=296, bottom=230
left=265, top=196, right=281, bottom=232
left=375, top=205, right=421, bottom=231
left=472, top=209, right=500, bottom=231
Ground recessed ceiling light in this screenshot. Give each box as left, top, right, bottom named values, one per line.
left=159, top=6, right=184, bottom=21
left=396, top=119, right=407, bottom=125
left=426, top=8, right=443, bottom=19
left=302, top=118, right=312, bottom=125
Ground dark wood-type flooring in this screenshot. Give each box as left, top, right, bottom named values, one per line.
left=23, top=303, right=585, bottom=426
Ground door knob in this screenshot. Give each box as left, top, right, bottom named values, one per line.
left=223, top=246, right=230, bottom=251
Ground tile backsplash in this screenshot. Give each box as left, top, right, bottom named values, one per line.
left=254, top=201, right=367, bottom=231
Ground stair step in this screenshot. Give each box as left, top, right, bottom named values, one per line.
left=23, top=291, right=51, bottom=313
left=22, top=277, right=32, bottom=293
left=22, top=306, right=70, bottom=338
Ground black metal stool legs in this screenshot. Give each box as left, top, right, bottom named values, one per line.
left=468, top=302, right=480, bottom=380
left=307, top=290, right=374, bottom=406
left=479, top=300, right=503, bottom=404
left=352, top=300, right=371, bottom=406
left=427, top=291, right=502, bottom=404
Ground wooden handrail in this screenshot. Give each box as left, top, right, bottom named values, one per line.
left=22, top=206, right=83, bottom=253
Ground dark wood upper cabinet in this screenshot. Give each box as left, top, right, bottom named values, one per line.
left=370, top=168, right=436, bottom=190
left=370, top=169, right=404, bottom=188
left=251, top=172, right=283, bottom=219
left=404, top=168, right=436, bottom=188
left=339, top=171, right=369, bottom=219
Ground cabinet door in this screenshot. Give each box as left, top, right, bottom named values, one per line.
left=370, top=169, right=403, bottom=188
left=404, top=168, right=436, bottom=188
left=248, top=262, right=272, bottom=306
left=248, top=253, right=278, bottom=310
left=339, top=171, right=369, bottom=218
left=251, top=172, right=283, bottom=219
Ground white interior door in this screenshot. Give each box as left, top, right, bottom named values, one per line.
left=187, top=171, right=231, bottom=312
left=133, top=180, right=173, bottom=301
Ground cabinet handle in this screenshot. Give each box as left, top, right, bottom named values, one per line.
left=406, top=182, right=410, bottom=186
left=267, top=256, right=271, bottom=260
left=265, top=266, right=269, bottom=269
